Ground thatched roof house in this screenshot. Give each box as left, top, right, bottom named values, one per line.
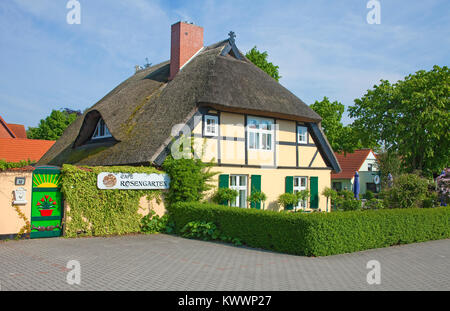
left=39, top=22, right=340, bottom=173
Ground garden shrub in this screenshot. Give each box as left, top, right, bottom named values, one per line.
left=180, top=221, right=242, bottom=245
left=333, top=190, right=361, bottom=211
left=211, top=188, right=238, bottom=205
left=168, top=202, right=450, bottom=256
left=140, top=210, right=171, bottom=234
left=162, top=155, right=216, bottom=206
left=437, top=168, right=450, bottom=205
left=340, top=197, right=362, bottom=211
left=383, top=173, right=434, bottom=208
left=363, top=190, right=375, bottom=200
left=364, top=198, right=384, bottom=210
left=277, top=193, right=298, bottom=209
left=247, top=191, right=267, bottom=207
left=61, top=164, right=163, bottom=237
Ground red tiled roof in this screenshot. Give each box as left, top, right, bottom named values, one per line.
left=7, top=123, right=27, bottom=138
left=0, top=138, right=55, bottom=162
left=331, top=149, right=372, bottom=180
left=0, top=115, right=16, bottom=138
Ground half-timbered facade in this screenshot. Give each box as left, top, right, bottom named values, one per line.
left=39, top=22, right=341, bottom=212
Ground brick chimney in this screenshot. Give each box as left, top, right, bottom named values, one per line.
left=169, top=21, right=204, bottom=80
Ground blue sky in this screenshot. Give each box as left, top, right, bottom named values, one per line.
left=0, top=0, right=448, bottom=128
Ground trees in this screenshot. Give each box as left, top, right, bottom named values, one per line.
left=245, top=46, right=281, bottom=81
left=375, top=151, right=404, bottom=189
left=27, top=109, right=81, bottom=140
left=310, top=97, right=365, bottom=153
left=349, top=65, right=449, bottom=175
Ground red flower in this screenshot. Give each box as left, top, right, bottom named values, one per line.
left=52, top=201, right=57, bottom=205
left=37, top=202, right=41, bottom=206
left=45, top=195, right=49, bottom=199
left=41, top=198, right=45, bottom=202
left=49, top=198, right=53, bottom=202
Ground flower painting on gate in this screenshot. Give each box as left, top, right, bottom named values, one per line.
left=36, top=195, right=57, bottom=216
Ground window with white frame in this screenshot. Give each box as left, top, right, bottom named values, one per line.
left=297, top=125, right=308, bottom=144
left=247, top=116, right=274, bottom=151
left=92, top=118, right=111, bottom=140
left=294, top=176, right=308, bottom=210
left=229, top=175, right=247, bottom=208
left=204, top=115, right=218, bottom=137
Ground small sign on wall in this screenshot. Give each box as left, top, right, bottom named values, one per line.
left=15, top=177, right=26, bottom=186
left=97, top=172, right=170, bottom=190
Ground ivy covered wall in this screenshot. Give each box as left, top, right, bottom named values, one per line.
left=60, top=165, right=164, bottom=237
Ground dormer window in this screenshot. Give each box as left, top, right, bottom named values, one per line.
left=92, top=118, right=111, bottom=140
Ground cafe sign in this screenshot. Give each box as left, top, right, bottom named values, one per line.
left=97, top=172, right=170, bottom=190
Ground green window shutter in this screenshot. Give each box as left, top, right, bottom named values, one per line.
left=218, top=174, right=229, bottom=205
left=310, top=177, right=319, bottom=209
left=285, top=176, right=294, bottom=210
left=250, top=175, right=261, bottom=209
left=219, top=174, right=229, bottom=188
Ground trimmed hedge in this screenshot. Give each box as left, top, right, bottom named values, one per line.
left=168, top=202, right=450, bottom=256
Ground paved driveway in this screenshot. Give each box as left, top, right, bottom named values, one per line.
left=0, top=234, right=449, bottom=291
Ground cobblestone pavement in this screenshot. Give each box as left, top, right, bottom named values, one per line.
left=0, top=234, right=449, bottom=291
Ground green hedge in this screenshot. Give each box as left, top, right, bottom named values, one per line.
left=168, top=202, right=450, bottom=256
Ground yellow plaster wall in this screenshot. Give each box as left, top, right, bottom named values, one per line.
left=298, top=147, right=317, bottom=167
left=138, top=194, right=167, bottom=217
left=207, top=166, right=332, bottom=212
left=276, top=119, right=296, bottom=142
left=0, top=171, right=33, bottom=236
left=220, top=113, right=245, bottom=138
left=277, top=145, right=296, bottom=166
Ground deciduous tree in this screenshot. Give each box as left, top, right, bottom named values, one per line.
left=310, top=97, right=365, bottom=153
left=349, top=65, right=449, bottom=175
left=27, top=109, right=81, bottom=140
left=245, top=46, right=281, bottom=81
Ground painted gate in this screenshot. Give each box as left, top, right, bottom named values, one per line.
left=30, top=167, right=63, bottom=238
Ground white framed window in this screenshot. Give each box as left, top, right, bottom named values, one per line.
left=368, top=163, right=373, bottom=172
left=230, top=175, right=247, bottom=208
left=204, top=115, right=218, bottom=137
left=247, top=116, right=274, bottom=151
left=297, top=125, right=308, bottom=144
left=92, top=118, right=111, bottom=140
left=294, top=176, right=308, bottom=210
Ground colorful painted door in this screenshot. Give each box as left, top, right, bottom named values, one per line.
left=30, top=167, right=63, bottom=238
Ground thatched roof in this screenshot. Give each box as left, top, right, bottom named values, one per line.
left=39, top=39, right=339, bottom=171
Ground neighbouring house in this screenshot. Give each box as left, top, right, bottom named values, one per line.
left=0, top=115, right=55, bottom=163
left=38, top=22, right=341, bottom=212
left=331, top=149, right=380, bottom=195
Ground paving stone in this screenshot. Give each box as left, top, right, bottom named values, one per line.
left=0, top=235, right=449, bottom=291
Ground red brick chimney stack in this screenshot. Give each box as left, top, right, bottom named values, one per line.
left=169, top=21, right=204, bottom=80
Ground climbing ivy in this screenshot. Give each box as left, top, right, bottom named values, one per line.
left=60, top=164, right=163, bottom=237
left=0, top=159, right=34, bottom=171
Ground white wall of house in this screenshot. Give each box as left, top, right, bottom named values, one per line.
left=359, top=151, right=377, bottom=172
